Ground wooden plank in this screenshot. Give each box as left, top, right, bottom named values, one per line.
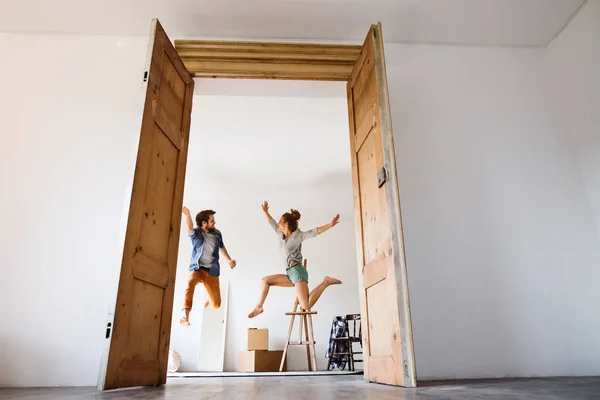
left=346, top=82, right=371, bottom=377
left=174, top=40, right=361, bottom=81
left=160, top=35, right=193, bottom=90
left=120, top=358, right=161, bottom=372
left=156, top=59, right=185, bottom=131
left=365, top=280, right=390, bottom=357
left=181, top=60, right=352, bottom=81
left=298, top=309, right=304, bottom=346
left=363, top=251, right=389, bottom=289
left=176, top=50, right=359, bottom=63
left=306, top=314, right=318, bottom=372
left=352, top=54, right=376, bottom=108
left=131, top=251, right=169, bottom=288
left=353, top=65, right=378, bottom=136
left=175, top=40, right=361, bottom=55
left=116, top=358, right=161, bottom=388
left=354, top=101, right=377, bottom=153
left=372, top=22, right=417, bottom=387
left=349, top=34, right=374, bottom=88
left=367, top=356, right=395, bottom=384
left=152, top=101, right=184, bottom=150
left=303, top=316, right=311, bottom=370
left=357, top=129, right=388, bottom=266
left=280, top=300, right=298, bottom=372
left=138, top=126, right=178, bottom=260
left=285, top=311, right=318, bottom=316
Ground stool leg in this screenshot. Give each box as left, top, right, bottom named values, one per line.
left=303, top=315, right=311, bottom=370
left=280, top=313, right=296, bottom=372
left=299, top=312, right=304, bottom=345
left=307, top=314, right=317, bottom=371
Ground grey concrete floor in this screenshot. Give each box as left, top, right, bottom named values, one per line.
left=1, top=375, right=599, bottom=399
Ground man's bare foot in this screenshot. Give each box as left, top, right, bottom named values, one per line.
left=324, top=276, right=342, bottom=285
left=204, top=300, right=210, bottom=308
left=180, top=316, right=190, bottom=327
left=248, top=306, right=264, bottom=318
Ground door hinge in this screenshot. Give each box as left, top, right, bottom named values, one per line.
left=143, top=71, right=149, bottom=82
left=105, top=322, right=112, bottom=339
left=377, top=166, right=388, bottom=188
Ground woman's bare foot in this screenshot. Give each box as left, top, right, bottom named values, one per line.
left=248, top=306, right=264, bottom=318
left=180, top=316, right=190, bottom=327
left=324, top=276, right=342, bottom=285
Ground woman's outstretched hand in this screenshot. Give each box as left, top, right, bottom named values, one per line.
left=262, top=201, right=269, bottom=213
left=331, top=214, right=340, bottom=227
left=317, top=214, right=341, bottom=234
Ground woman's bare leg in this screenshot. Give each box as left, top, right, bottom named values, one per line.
left=308, top=276, right=342, bottom=309
left=295, top=281, right=310, bottom=311
left=248, top=274, right=293, bottom=318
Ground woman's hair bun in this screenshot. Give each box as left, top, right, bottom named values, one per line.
left=289, top=209, right=301, bottom=220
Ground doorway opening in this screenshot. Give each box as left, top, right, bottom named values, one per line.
left=166, top=79, right=361, bottom=376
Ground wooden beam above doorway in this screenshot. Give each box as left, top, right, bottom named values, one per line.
left=174, top=40, right=361, bottom=81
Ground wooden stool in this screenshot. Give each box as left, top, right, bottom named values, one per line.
left=279, top=260, right=318, bottom=372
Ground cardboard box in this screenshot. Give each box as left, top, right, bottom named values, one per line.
left=238, top=350, right=286, bottom=372
left=247, top=328, right=269, bottom=351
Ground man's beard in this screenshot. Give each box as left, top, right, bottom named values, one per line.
left=207, top=226, right=217, bottom=233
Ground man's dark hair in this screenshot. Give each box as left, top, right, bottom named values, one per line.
left=196, top=209, right=216, bottom=227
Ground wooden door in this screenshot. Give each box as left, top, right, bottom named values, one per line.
left=97, top=19, right=194, bottom=390
left=347, top=23, right=417, bottom=387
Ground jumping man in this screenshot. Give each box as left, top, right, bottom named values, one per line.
left=180, top=206, right=236, bottom=326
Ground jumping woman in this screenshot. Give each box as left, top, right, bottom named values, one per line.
left=248, top=201, right=342, bottom=318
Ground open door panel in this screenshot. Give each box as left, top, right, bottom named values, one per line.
left=97, top=19, right=194, bottom=390
left=346, top=23, right=417, bottom=387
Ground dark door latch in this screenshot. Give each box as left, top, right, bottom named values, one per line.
left=377, top=166, right=387, bottom=188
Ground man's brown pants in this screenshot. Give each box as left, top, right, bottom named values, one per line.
left=183, top=268, right=221, bottom=310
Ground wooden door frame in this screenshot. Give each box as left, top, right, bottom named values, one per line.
left=173, top=24, right=417, bottom=387
left=174, top=40, right=361, bottom=80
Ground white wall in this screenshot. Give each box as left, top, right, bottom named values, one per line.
left=384, top=41, right=600, bottom=379
left=168, top=89, right=360, bottom=372
left=547, top=0, right=600, bottom=239
left=0, top=33, right=148, bottom=386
